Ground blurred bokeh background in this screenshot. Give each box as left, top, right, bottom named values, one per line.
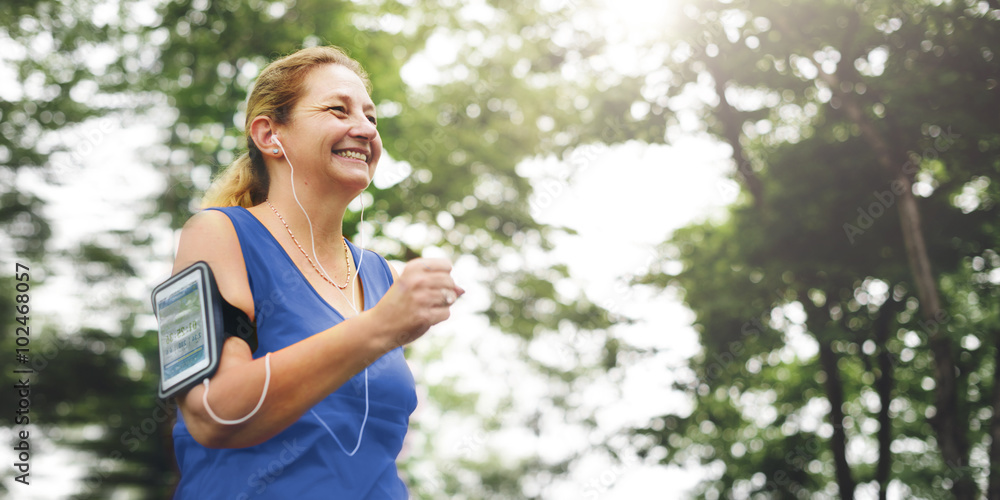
left=1, top=0, right=998, bottom=498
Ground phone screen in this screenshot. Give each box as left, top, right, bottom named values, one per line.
left=155, top=269, right=213, bottom=397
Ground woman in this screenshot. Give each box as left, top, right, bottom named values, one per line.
left=168, top=46, right=462, bottom=499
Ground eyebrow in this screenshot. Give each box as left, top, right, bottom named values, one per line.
left=323, top=91, right=376, bottom=114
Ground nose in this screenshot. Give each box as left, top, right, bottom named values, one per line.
left=351, top=113, right=378, bottom=141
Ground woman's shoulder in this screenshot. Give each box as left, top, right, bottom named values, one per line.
left=173, top=208, right=255, bottom=318
left=173, top=209, right=242, bottom=270
left=184, top=207, right=236, bottom=227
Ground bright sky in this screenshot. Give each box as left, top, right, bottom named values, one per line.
left=513, top=137, right=735, bottom=498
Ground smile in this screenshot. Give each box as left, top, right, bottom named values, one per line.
left=334, top=150, right=368, bottom=162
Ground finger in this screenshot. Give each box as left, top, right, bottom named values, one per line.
left=415, top=272, right=457, bottom=292
left=432, top=292, right=456, bottom=310
left=415, top=257, right=452, bottom=273
left=425, top=287, right=455, bottom=307
left=431, top=307, right=451, bottom=323
left=404, top=258, right=445, bottom=274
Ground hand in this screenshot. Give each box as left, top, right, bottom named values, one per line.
left=370, top=257, right=464, bottom=351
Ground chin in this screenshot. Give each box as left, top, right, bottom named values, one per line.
left=341, top=175, right=372, bottom=193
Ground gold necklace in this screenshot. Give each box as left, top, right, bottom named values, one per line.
left=266, top=199, right=352, bottom=290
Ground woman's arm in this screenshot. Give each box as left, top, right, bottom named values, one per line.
left=171, top=211, right=458, bottom=448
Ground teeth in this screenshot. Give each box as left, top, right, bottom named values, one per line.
left=335, top=150, right=367, bottom=161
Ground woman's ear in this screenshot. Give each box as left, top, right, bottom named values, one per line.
left=249, top=116, right=280, bottom=156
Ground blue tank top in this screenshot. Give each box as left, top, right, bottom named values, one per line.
left=171, top=206, right=417, bottom=499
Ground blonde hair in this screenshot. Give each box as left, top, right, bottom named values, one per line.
left=202, top=46, right=371, bottom=208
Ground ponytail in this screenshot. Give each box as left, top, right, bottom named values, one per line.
left=201, top=144, right=269, bottom=208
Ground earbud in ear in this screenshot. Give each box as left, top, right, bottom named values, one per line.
left=271, top=136, right=282, bottom=155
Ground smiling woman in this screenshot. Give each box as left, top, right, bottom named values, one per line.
left=202, top=46, right=374, bottom=209
left=258, top=64, right=383, bottom=204
left=164, top=46, right=464, bottom=499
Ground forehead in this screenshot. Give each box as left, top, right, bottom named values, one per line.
left=301, top=64, right=373, bottom=110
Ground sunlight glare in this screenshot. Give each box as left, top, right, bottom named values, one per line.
left=595, top=0, right=676, bottom=43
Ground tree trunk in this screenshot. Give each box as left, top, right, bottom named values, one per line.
left=818, top=336, right=856, bottom=499
left=988, top=334, right=1000, bottom=499
left=705, top=61, right=765, bottom=208
left=820, top=69, right=972, bottom=499
left=875, top=304, right=896, bottom=500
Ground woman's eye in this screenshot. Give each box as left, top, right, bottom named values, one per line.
left=328, top=106, right=346, bottom=113
left=367, top=116, right=377, bottom=126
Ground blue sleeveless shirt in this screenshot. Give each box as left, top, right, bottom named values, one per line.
left=171, top=206, right=417, bottom=499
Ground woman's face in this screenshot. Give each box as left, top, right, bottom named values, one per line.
left=275, top=63, right=382, bottom=194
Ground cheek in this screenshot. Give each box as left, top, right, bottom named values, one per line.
left=370, top=137, right=383, bottom=168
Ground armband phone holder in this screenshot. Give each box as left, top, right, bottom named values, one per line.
left=151, top=261, right=257, bottom=399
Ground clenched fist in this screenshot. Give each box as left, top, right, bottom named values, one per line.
left=368, top=257, right=464, bottom=351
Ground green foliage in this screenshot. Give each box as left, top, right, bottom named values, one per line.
left=1, top=0, right=643, bottom=497
left=635, top=0, right=1000, bottom=497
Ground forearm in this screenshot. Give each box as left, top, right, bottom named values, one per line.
left=179, top=310, right=394, bottom=448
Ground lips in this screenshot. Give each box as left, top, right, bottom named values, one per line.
left=333, top=149, right=368, bottom=162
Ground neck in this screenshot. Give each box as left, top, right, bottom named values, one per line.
left=265, top=179, right=361, bottom=259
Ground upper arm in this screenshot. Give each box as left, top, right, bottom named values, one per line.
left=171, top=210, right=257, bottom=445
left=173, top=210, right=255, bottom=322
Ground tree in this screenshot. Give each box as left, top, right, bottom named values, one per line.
left=0, top=0, right=178, bottom=496
left=2, top=0, right=662, bottom=497
left=636, top=0, right=999, bottom=497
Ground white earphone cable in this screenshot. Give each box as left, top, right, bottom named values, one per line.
left=203, top=352, right=271, bottom=425
left=309, top=367, right=369, bottom=457
left=276, top=137, right=366, bottom=313
left=273, top=136, right=370, bottom=455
